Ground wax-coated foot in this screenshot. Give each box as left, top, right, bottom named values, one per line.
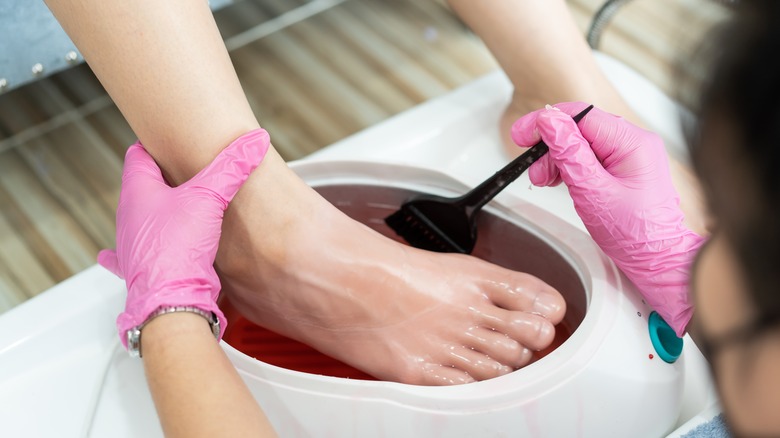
left=216, top=157, right=565, bottom=385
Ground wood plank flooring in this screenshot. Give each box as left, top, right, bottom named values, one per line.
left=0, top=0, right=727, bottom=314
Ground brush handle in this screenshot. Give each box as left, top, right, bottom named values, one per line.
left=457, top=142, right=547, bottom=213
left=458, top=105, right=594, bottom=214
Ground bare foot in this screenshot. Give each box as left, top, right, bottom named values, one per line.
left=216, top=151, right=566, bottom=385
left=499, top=91, right=547, bottom=158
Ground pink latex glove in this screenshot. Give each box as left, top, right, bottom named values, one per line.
left=511, top=102, right=704, bottom=336
left=99, top=129, right=270, bottom=349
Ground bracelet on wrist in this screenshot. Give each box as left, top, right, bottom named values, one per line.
left=126, top=305, right=220, bottom=358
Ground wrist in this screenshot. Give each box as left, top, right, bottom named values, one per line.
left=117, top=280, right=228, bottom=350
left=125, top=305, right=221, bottom=358
left=618, top=230, right=705, bottom=337
left=141, top=312, right=216, bottom=353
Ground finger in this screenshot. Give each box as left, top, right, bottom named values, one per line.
left=97, top=249, right=124, bottom=279
left=511, top=109, right=561, bottom=186
left=122, top=143, right=166, bottom=185
left=186, top=129, right=271, bottom=203
left=553, top=102, right=629, bottom=148
left=509, top=109, right=541, bottom=148
left=535, top=109, right=612, bottom=192
left=547, top=173, right=563, bottom=187
left=552, top=102, right=646, bottom=166
left=528, top=154, right=561, bottom=187
left=550, top=101, right=595, bottom=119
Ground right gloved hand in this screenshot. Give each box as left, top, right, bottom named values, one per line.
left=99, top=129, right=270, bottom=350
left=511, top=102, right=704, bottom=337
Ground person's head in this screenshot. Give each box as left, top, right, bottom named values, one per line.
left=689, top=0, right=780, bottom=434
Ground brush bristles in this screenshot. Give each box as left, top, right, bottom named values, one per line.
left=385, top=207, right=465, bottom=253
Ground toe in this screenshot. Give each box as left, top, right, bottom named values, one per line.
left=529, top=290, right=567, bottom=324
left=444, top=345, right=514, bottom=381
left=483, top=273, right=566, bottom=324
left=481, top=309, right=557, bottom=352
left=419, top=363, right=477, bottom=386
left=464, top=327, right=531, bottom=369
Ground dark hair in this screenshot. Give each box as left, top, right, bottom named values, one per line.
left=692, top=0, right=780, bottom=320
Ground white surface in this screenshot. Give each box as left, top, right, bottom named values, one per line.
left=0, top=54, right=717, bottom=437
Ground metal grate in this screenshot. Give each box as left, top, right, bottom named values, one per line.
left=0, top=0, right=235, bottom=94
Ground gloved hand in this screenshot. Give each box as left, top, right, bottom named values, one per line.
left=511, top=102, right=704, bottom=336
left=99, top=129, right=270, bottom=349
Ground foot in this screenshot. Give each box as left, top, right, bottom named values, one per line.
left=499, top=91, right=546, bottom=158
left=216, top=151, right=566, bottom=385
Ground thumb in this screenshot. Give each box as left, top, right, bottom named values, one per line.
left=122, top=143, right=166, bottom=185
left=511, top=110, right=560, bottom=186
left=186, top=129, right=271, bottom=203
left=536, top=109, right=612, bottom=192
left=97, top=249, right=123, bottom=279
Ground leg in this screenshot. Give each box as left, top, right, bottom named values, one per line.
left=447, top=0, right=641, bottom=146
left=446, top=0, right=707, bottom=234
left=46, top=0, right=565, bottom=385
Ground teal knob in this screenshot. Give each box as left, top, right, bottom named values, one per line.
left=648, top=311, right=683, bottom=363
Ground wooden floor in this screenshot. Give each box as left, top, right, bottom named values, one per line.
left=0, top=0, right=727, bottom=314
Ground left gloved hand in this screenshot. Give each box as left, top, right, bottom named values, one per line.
left=99, top=129, right=270, bottom=349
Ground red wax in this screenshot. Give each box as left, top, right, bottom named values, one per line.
left=221, top=297, right=574, bottom=380
left=221, top=297, right=376, bottom=380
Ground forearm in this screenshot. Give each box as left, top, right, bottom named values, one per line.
left=141, top=313, right=277, bottom=438
left=43, top=0, right=260, bottom=183
left=446, top=1, right=587, bottom=88
left=445, top=0, right=640, bottom=124
left=44, top=0, right=305, bottom=245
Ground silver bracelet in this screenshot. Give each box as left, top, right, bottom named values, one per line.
left=126, top=305, right=221, bottom=358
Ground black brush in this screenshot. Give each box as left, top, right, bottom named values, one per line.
left=385, top=104, right=594, bottom=254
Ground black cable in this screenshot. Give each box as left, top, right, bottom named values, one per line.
left=586, top=0, right=636, bottom=50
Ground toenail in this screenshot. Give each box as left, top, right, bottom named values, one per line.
left=538, top=321, right=554, bottom=339
left=503, top=338, right=521, bottom=352
left=532, top=293, right=562, bottom=316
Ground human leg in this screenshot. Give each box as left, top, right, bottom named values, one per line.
left=45, top=0, right=565, bottom=384
left=446, top=0, right=707, bottom=234
left=446, top=0, right=640, bottom=145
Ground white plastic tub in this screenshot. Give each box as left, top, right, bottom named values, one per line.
left=224, top=158, right=685, bottom=437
